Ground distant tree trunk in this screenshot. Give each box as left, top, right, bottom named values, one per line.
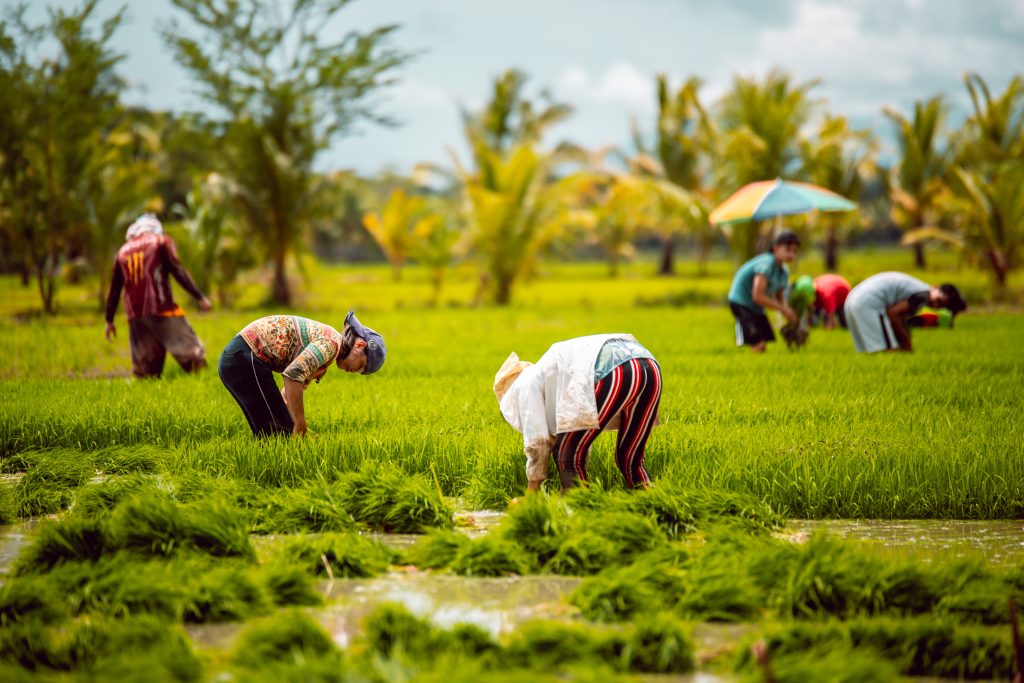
left=824, top=224, right=839, bottom=272
left=608, top=249, right=620, bottom=278
left=913, top=241, right=926, bottom=269
left=657, top=233, right=676, bottom=276
left=271, top=248, right=291, bottom=305
left=390, top=260, right=402, bottom=282
left=20, top=261, right=30, bottom=287
left=494, top=274, right=513, bottom=306
left=987, top=248, right=1008, bottom=289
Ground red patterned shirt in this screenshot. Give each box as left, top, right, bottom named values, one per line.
left=239, top=316, right=342, bottom=385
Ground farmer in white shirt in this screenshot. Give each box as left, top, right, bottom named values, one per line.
left=493, top=334, right=662, bottom=494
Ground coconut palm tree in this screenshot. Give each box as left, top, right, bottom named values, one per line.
left=362, top=188, right=435, bottom=282
left=884, top=97, right=952, bottom=269
left=634, top=74, right=715, bottom=275
left=715, top=69, right=820, bottom=260
left=799, top=114, right=877, bottom=271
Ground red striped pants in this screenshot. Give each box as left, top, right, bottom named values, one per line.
left=553, top=357, right=661, bottom=489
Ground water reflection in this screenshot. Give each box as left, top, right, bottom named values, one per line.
left=785, top=519, right=1024, bottom=567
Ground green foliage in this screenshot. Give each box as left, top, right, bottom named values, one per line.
left=362, top=603, right=499, bottom=662
left=14, top=449, right=94, bottom=517
left=280, top=533, right=394, bottom=579
left=450, top=535, right=534, bottom=577
left=401, top=529, right=472, bottom=569
left=259, top=562, right=323, bottom=607
left=15, top=516, right=107, bottom=574
left=232, top=609, right=338, bottom=667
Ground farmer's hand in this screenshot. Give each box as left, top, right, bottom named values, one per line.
left=198, top=296, right=212, bottom=313
left=104, top=322, right=116, bottom=342
left=292, top=419, right=308, bottom=437
left=781, top=305, right=798, bottom=324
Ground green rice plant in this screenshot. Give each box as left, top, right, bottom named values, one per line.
left=259, top=561, right=323, bottom=607
left=449, top=535, right=534, bottom=577
left=106, top=494, right=187, bottom=557
left=501, top=619, right=617, bottom=671
left=73, top=473, right=162, bottom=518
left=182, top=498, right=255, bottom=559
left=14, top=449, right=95, bottom=517
left=362, top=603, right=499, bottom=662
left=677, top=546, right=764, bottom=622
left=385, top=475, right=454, bottom=533
left=76, top=557, right=186, bottom=619
left=739, top=644, right=900, bottom=683
left=575, top=509, right=668, bottom=563
left=182, top=563, right=270, bottom=623
left=569, top=563, right=666, bottom=622
left=618, top=612, right=695, bottom=673
left=0, top=482, right=16, bottom=524
left=14, top=516, right=107, bottom=574
left=259, top=478, right=356, bottom=534
left=0, top=575, right=66, bottom=626
left=543, top=530, right=617, bottom=576
left=498, top=493, right=571, bottom=564
left=400, top=528, right=471, bottom=569
left=94, top=445, right=168, bottom=475
left=280, top=533, right=394, bottom=578
left=0, top=614, right=200, bottom=679
left=231, top=609, right=339, bottom=667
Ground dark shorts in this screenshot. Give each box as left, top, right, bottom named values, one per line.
left=129, top=315, right=206, bottom=378
left=730, top=302, right=776, bottom=346
left=218, top=335, right=294, bottom=438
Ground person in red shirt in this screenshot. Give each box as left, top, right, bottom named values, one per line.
left=104, top=214, right=212, bottom=378
left=812, top=274, right=852, bottom=330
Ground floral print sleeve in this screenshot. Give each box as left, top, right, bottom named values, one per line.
left=283, top=337, right=340, bottom=384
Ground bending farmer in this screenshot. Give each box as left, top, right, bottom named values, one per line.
left=811, top=274, right=851, bottom=329
left=219, top=312, right=386, bottom=437
left=494, top=334, right=662, bottom=494
left=104, top=214, right=212, bottom=378
left=844, top=272, right=966, bottom=353
left=727, top=231, right=801, bottom=352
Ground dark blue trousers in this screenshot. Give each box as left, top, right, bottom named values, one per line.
left=218, top=335, right=294, bottom=437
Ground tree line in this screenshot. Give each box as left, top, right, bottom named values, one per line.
left=1, top=0, right=1021, bottom=311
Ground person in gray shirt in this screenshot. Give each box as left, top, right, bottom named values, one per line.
left=844, top=272, right=966, bottom=353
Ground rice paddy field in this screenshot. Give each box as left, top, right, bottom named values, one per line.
left=1, top=250, right=1023, bottom=682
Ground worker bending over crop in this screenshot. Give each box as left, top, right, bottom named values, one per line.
left=494, top=334, right=661, bottom=494
left=727, top=231, right=801, bottom=352
left=219, top=312, right=385, bottom=437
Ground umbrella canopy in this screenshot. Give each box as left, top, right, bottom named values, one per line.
left=710, top=178, right=856, bottom=225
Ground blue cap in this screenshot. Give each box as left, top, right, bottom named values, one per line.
left=344, top=310, right=386, bottom=375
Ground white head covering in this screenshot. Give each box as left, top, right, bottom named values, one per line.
left=126, top=213, right=163, bottom=239
left=493, top=352, right=532, bottom=402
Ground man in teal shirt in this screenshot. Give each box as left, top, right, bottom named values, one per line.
left=727, top=231, right=800, bottom=352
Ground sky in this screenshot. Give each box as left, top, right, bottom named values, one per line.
left=11, top=0, right=1024, bottom=175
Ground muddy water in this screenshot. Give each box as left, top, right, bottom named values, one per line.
left=786, top=519, right=1024, bottom=568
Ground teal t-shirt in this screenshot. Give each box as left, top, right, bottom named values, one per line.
left=728, top=253, right=789, bottom=313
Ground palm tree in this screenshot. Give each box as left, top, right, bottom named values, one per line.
left=362, top=188, right=434, bottom=282
left=715, top=69, right=820, bottom=260
left=163, top=0, right=410, bottom=305
left=884, top=97, right=952, bottom=269
left=799, top=114, right=877, bottom=271
left=634, top=75, right=714, bottom=275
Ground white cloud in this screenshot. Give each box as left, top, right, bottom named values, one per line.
left=557, top=63, right=655, bottom=110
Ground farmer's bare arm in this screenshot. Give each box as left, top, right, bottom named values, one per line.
left=887, top=300, right=913, bottom=351
left=282, top=378, right=308, bottom=435
left=753, top=275, right=797, bottom=322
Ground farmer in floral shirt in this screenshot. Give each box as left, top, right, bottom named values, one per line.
left=218, top=312, right=386, bottom=437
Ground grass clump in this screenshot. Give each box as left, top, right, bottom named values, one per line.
left=106, top=495, right=254, bottom=560
left=258, top=477, right=355, bottom=534
left=259, top=562, right=324, bottom=607
left=94, top=445, right=167, bottom=475
left=362, top=603, right=498, bottom=662
left=14, top=516, right=107, bottom=574
left=0, top=482, right=16, bottom=524
left=450, top=535, right=534, bottom=577
left=182, top=563, right=270, bottom=623
left=280, top=533, right=394, bottom=578
left=14, top=449, right=95, bottom=517
left=400, top=529, right=471, bottom=569
left=232, top=609, right=339, bottom=667
left=618, top=612, right=696, bottom=673
left=73, top=474, right=163, bottom=518
left=338, top=464, right=454, bottom=533
left=569, top=562, right=678, bottom=622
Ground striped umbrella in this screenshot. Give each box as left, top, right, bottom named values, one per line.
left=710, top=178, right=856, bottom=225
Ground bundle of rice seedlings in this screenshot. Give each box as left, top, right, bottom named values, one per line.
left=94, top=445, right=167, bottom=475
left=232, top=609, right=338, bottom=667
left=542, top=531, right=616, bottom=576
left=0, top=482, right=16, bottom=525
left=449, top=536, right=533, bottom=577
left=568, top=563, right=663, bottom=622
left=73, top=474, right=161, bottom=518
left=337, top=465, right=399, bottom=530
left=686, top=488, right=785, bottom=533
left=618, top=612, right=695, bottom=673
left=498, top=494, right=571, bottom=564
left=262, top=478, right=356, bottom=534
left=385, top=475, right=454, bottom=533
left=77, top=558, right=186, bottom=619
left=259, top=561, right=323, bottom=607
left=280, top=533, right=394, bottom=579
left=182, top=499, right=255, bottom=559
left=740, top=644, right=900, bottom=683
left=400, top=529, right=471, bottom=570
left=14, top=449, right=95, bottom=517
left=361, top=604, right=497, bottom=661
left=501, top=619, right=615, bottom=671
left=621, top=484, right=699, bottom=538
left=182, top=563, right=269, bottom=623
left=106, top=495, right=187, bottom=557
left=14, top=517, right=107, bottom=574
left=0, top=576, right=66, bottom=626
left=576, top=510, right=668, bottom=563
left=677, top=547, right=764, bottom=622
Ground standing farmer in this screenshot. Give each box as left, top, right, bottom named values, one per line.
left=844, top=272, right=966, bottom=353
left=494, top=334, right=662, bottom=494
left=727, top=231, right=801, bottom=352
left=104, top=214, right=212, bottom=378
left=219, top=312, right=386, bottom=437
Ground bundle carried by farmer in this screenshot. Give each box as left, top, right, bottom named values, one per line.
left=493, top=334, right=662, bottom=495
